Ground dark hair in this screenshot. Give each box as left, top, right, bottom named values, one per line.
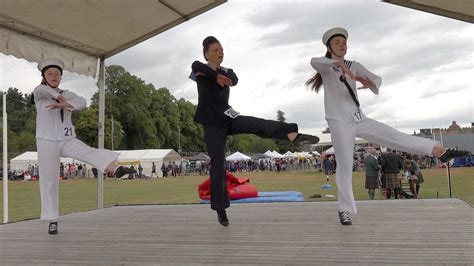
left=202, top=36, right=220, bottom=61
left=306, top=34, right=347, bottom=93
left=305, top=51, right=331, bottom=93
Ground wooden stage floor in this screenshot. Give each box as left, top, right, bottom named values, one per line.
left=1, top=198, right=473, bottom=265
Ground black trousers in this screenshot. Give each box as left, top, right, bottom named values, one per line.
left=203, top=115, right=298, bottom=210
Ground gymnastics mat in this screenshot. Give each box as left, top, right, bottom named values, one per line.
left=199, top=191, right=304, bottom=204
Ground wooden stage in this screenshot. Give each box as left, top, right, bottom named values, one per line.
left=1, top=198, right=473, bottom=265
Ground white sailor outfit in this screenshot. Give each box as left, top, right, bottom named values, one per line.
left=34, top=84, right=119, bottom=221
left=311, top=51, right=439, bottom=215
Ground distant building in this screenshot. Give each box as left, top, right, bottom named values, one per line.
left=416, top=121, right=473, bottom=153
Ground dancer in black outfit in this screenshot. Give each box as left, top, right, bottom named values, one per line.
left=190, top=36, right=319, bottom=226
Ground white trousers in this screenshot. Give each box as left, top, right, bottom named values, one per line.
left=37, top=138, right=119, bottom=221
left=328, top=118, right=439, bottom=214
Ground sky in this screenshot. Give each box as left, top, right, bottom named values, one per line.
left=0, top=0, right=473, bottom=136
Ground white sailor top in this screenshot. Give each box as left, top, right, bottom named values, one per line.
left=33, top=85, right=87, bottom=141
left=310, top=57, right=382, bottom=123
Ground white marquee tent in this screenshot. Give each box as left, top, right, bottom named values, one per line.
left=226, top=151, right=251, bottom=161
left=283, top=151, right=297, bottom=158
left=10, top=149, right=182, bottom=178
left=264, top=150, right=283, bottom=159
left=311, top=134, right=368, bottom=147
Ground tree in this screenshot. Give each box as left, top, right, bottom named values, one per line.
left=75, top=106, right=124, bottom=149
left=176, top=98, right=205, bottom=152
left=274, top=109, right=295, bottom=153
left=227, top=134, right=278, bottom=153
left=277, top=110, right=286, bottom=122
left=91, top=65, right=159, bottom=149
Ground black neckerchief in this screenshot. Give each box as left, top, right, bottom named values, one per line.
left=338, top=60, right=360, bottom=107
left=52, top=89, right=65, bottom=123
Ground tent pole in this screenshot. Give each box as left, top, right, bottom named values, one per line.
left=3, top=93, right=8, bottom=223
left=97, top=58, right=105, bottom=209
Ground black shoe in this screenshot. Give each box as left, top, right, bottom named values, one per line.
left=338, top=211, right=352, bottom=226
left=293, top=133, right=319, bottom=145
left=438, top=148, right=470, bottom=163
left=217, top=209, right=229, bottom=226
left=48, top=222, right=58, bottom=234
left=114, top=166, right=131, bottom=178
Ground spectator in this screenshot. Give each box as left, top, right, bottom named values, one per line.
left=380, top=149, right=403, bottom=199
left=138, top=163, right=143, bottom=178
left=161, top=162, right=167, bottom=177
left=151, top=162, right=157, bottom=178
left=364, top=146, right=380, bottom=200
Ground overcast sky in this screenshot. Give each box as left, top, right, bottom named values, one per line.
left=1, top=0, right=473, bottom=136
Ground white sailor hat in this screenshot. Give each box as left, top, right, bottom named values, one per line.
left=37, top=58, right=64, bottom=75
left=322, top=27, right=348, bottom=46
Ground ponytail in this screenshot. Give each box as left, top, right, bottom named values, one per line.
left=305, top=51, right=331, bottom=93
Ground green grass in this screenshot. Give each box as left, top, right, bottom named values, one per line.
left=1, top=167, right=472, bottom=222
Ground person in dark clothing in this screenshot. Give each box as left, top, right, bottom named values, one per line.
left=380, top=149, right=403, bottom=199
left=190, top=36, right=319, bottom=226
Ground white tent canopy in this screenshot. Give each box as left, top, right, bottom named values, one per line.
left=294, top=151, right=313, bottom=158
left=10, top=151, right=78, bottom=172
left=311, top=134, right=368, bottom=147
left=324, top=147, right=335, bottom=155
left=0, top=0, right=226, bottom=76
left=226, top=151, right=251, bottom=161
left=283, top=151, right=297, bottom=158
left=272, top=150, right=284, bottom=158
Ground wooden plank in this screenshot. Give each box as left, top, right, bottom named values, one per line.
left=0, top=199, right=473, bottom=265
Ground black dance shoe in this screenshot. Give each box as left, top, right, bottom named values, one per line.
left=438, top=148, right=470, bottom=163
left=338, top=211, right=352, bottom=226
left=48, top=222, right=58, bottom=234
left=114, top=166, right=132, bottom=178
left=293, top=133, right=320, bottom=145
left=217, top=209, right=229, bottom=226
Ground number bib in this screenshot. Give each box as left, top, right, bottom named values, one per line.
left=353, top=109, right=364, bottom=123
left=224, top=107, right=240, bottom=119
left=63, top=126, right=74, bottom=137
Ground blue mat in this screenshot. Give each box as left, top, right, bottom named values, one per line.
left=199, top=191, right=304, bottom=204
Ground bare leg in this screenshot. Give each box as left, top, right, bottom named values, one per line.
left=432, top=144, right=444, bottom=157
left=105, top=163, right=117, bottom=173
left=410, top=180, right=418, bottom=199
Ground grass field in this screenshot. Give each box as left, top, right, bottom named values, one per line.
left=1, top=167, right=472, bottom=222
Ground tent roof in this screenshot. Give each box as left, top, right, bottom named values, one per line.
left=189, top=152, right=210, bottom=161
left=311, top=134, right=368, bottom=147
left=0, top=0, right=226, bottom=76
left=383, top=0, right=474, bottom=23
left=116, top=149, right=182, bottom=162
left=226, top=151, right=251, bottom=161
left=10, top=151, right=37, bottom=162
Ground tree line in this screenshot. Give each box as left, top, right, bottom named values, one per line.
left=0, top=65, right=296, bottom=158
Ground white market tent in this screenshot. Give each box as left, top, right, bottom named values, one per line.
left=272, top=150, right=284, bottom=158
left=324, top=147, right=335, bottom=155
left=311, top=134, right=368, bottom=147
left=294, top=151, right=313, bottom=158
left=10, top=149, right=182, bottom=178
left=226, top=151, right=251, bottom=161
left=264, top=150, right=283, bottom=159
left=116, top=149, right=182, bottom=177
left=0, top=0, right=226, bottom=222
left=283, top=151, right=297, bottom=158
left=10, top=151, right=76, bottom=172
